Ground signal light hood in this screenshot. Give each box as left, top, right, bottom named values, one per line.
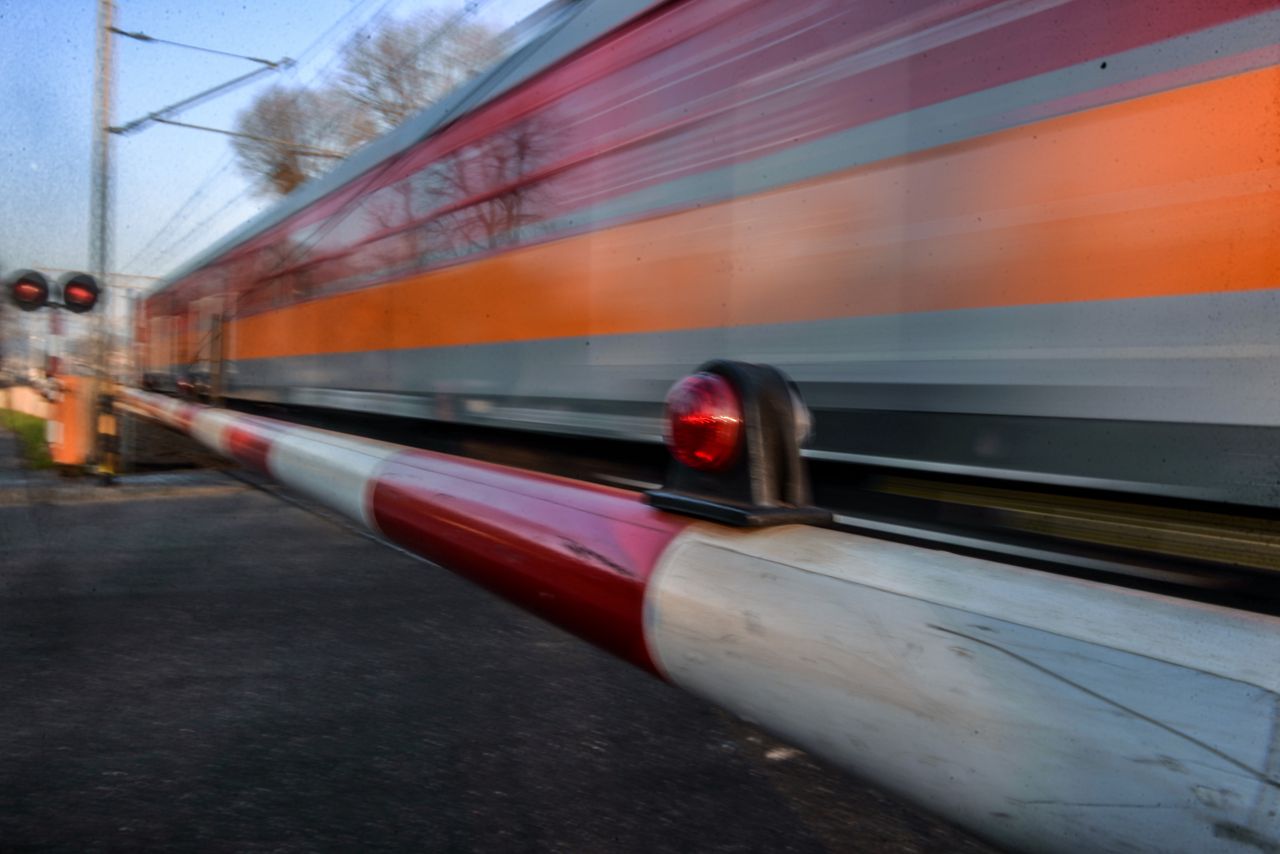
left=647, top=360, right=831, bottom=527
left=7, top=270, right=50, bottom=311
left=59, top=273, right=100, bottom=314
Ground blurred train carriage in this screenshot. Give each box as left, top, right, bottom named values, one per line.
left=139, top=0, right=1280, bottom=559
left=126, top=4, right=1280, bottom=850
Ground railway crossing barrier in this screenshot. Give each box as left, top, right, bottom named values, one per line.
left=116, top=384, right=1280, bottom=854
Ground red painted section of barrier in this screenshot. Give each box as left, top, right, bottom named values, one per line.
left=370, top=449, right=691, bottom=675
left=226, top=417, right=285, bottom=474
left=122, top=389, right=695, bottom=675
left=124, top=396, right=161, bottom=421
left=172, top=403, right=198, bottom=432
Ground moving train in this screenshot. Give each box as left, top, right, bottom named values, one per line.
left=128, top=5, right=1280, bottom=849
left=139, top=0, right=1280, bottom=542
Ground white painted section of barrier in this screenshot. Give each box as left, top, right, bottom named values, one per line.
left=646, top=524, right=1280, bottom=854
left=157, top=398, right=186, bottom=430
left=266, top=427, right=403, bottom=529
left=189, top=409, right=241, bottom=457
left=120, top=390, right=403, bottom=528
left=138, top=396, right=169, bottom=424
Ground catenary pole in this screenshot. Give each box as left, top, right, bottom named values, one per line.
left=89, top=0, right=115, bottom=472
left=91, top=0, right=114, bottom=297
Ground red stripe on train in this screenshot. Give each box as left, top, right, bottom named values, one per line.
left=369, top=449, right=690, bottom=675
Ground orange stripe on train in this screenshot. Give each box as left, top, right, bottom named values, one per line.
left=228, top=65, right=1280, bottom=362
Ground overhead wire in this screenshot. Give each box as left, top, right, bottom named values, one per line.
left=117, top=156, right=238, bottom=276
left=132, top=0, right=531, bottom=290
left=151, top=117, right=346, bottom=158
left=144, top=193, right=257, bottom=280
left=250, top=0, right=509, bottom=279
left=147, top=0, right=495, bottom=296
left=119, top=33, right=355, bottom=277
left=118, top=0, right=394, bottom=280
left=112, top=62, right=292, bottom=136
left=109, top=27, right=284, bottom=67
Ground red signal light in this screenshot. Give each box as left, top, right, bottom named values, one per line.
left=65, top=284, right=95, bottom=308
left=59, top=273, right=99, bottom=314
left=8, top=270, right=49, bottom=311
left=663, top=372, right=743, bottom=472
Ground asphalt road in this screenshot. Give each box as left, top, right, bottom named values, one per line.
left=0, top=431, right=997, bottom=853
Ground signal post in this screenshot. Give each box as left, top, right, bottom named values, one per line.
left=5, top=269, right=107, bottom=470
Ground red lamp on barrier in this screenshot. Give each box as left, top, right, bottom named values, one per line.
left=647, top=360, right=830, bottom=527
left=663, top=371, right=744, bottom=473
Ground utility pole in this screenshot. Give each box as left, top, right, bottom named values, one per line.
left=84, top=7, right=288, bottom=476
left=91, top=0, right=114, bottom=300
left=90, top=0, right=115, bottom=476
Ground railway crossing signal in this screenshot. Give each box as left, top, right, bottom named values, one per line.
left=5, top=270, right=101, bottom=313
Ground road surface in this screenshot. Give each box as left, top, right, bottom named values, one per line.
left=0, top=429, right=997, bottom=852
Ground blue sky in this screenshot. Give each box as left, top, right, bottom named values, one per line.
left=0, top=0, right=545, bottom=298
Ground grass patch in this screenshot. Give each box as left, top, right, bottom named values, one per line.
left=0, top=409, right=54, bottom=470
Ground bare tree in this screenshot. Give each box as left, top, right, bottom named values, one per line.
left=231, top=86, right=354, bottom=196
left=417, top=119, right=553, bottom=255
left=338, top=11, right=503, bottom=145
left=232, top=12, right=504, bottom=197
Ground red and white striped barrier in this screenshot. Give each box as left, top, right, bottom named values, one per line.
left=120, top=388, right=684, bottom=673
left=119, top=388, right=1280, bottom=854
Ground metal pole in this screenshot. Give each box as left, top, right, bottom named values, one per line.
left=90, top=0, right=115, bottom=476
left=91, top=0, right=113, bottom=289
